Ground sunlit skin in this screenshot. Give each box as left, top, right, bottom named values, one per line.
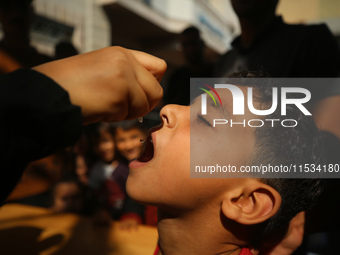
left=115, top=127, right=146, bottom=161
left=127, top=88, right=281, bottom=255
left=127, top=88, right=256, bottom=209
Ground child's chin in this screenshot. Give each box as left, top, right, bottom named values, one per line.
left=103, top=158, right=114, bottom=164
left=126, top=178, right=157, bottom=206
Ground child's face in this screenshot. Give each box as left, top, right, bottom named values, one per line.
left=115, top=127, right=146, bottom=161
left=75, top=155, right=88, bottom=184
left=52, top=182, right=83, bottom=213
left=75, top=154, right=87, bottom=176
left=94, top=130, right=115, bottom=163
left=127, top=87, right=257, bottom=211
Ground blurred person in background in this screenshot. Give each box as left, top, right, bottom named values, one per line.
left=88, top=122, right=129, bottom=217
left=50, top=178, right=84, bottom=214
left=114, top=120, right=157, bottom=227
left=88, top=122, right=144, bottom=227
left=50, top=176, right=113, bottom=226
left=0, top=0, right=51, bottom=74
left=215, top=0, right=340, bottom=80
left=115, top=120, right=147, bottom=163
left=74, top=153, right=89, bottom=185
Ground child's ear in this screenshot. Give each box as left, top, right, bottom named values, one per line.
left=221, top=179, right=281, bottom=225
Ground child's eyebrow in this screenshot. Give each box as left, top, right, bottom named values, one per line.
left=191, top=94, right=230, bottom=118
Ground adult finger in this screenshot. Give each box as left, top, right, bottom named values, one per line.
left=129, top=49, right=167, bottom=82
left=126, top=52, right=164, bottom=116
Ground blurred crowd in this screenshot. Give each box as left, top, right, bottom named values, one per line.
left=0, top=0, right=159, bottom=230
left=9, top=119, right=158, bottom=228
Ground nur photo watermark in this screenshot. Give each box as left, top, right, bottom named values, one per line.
left=190, top=77, right=340, bottom=178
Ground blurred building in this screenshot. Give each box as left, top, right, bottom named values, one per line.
left=31, top=0, right=110, bottom=56
left=0, top=0, right=236, bottom=67
left=100, top=0, right=235, bottom=66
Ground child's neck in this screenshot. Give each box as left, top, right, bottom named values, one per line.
left=156, top=209, right=244, bottom=255
left=110, top=159, right=118, bottom=168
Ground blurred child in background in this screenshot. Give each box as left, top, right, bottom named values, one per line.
left=50, top=177, right=112, bottom=225
left=50, top=179, right=84, bottom=214
left=74, top=154, right=89, bottom=185
left=115, top=120, right=147, bottom=162
left=88, top=122, right=143, bottom=225
left=114, top=120, right=157, bottom=227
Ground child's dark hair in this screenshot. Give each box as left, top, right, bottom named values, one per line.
left=90, top=122, right=116, bottom=139
left=83, top=122, right=117, bottom=164
left=229, top=70, right=324, bottom=245
left=86, top=122, right=116, bottom=151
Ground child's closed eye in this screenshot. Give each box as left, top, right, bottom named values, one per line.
left=196, top=114, right=212, bottom=127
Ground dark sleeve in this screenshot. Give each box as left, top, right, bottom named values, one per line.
left=0, top=68, right=83, bottom=203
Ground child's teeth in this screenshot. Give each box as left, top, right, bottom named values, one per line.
left=140, top=139, right=145, bottom=143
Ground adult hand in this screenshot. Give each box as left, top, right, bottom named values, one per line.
left=33, top=46, right=166, bottom=124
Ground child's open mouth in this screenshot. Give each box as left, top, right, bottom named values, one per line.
left=129, top=125, right=160, bottom=169
left=137, top=134, right=154, bottom=163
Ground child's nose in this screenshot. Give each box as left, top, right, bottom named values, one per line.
left=125, top=139, right=135, bottom=149
left=160, top=104, right=188, bottom=128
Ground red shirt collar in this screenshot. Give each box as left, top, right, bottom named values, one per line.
left=154, top=246, right=253, bottom=255
left=240, top=247, right=253, bottom=255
